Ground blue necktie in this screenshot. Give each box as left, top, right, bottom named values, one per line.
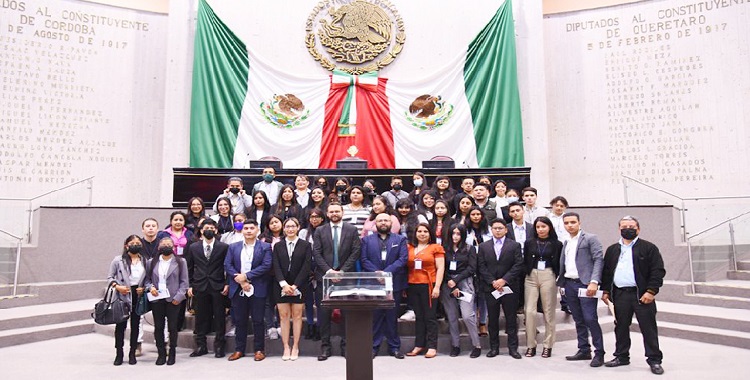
left=332, top=225, right=340, bottom=269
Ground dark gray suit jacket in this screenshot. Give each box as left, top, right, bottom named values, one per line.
left=557, top=230, right=604, bottom=286
left=506, top=221, right=533, bottom=243
left=312, top=222, right=361, bottom=280
left=145, top=256, right=189, bottom=303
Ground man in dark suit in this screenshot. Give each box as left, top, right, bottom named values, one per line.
left=506, top=202, right=533, bottom=249
left=556, top=212, right=606, bottom=367
left=186, top=219, right=229, bottom=358
left=312, top=202, right=361, bottom=360
left=224, top=219, right=273, bottom=362
left=478, top=218, right=524, bottom=359
left=360, top=213, right=408, bottom=359
left=601, top=216, right=666, bottom=375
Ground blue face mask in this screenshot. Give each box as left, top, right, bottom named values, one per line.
left=263, top=173, right=274, bottom=182
left=233, top=222, right=244, bottom=231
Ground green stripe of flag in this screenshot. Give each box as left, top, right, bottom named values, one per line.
left=464, top=0, right=524, bottom=167
left=189, top=0, right=249, bottom=167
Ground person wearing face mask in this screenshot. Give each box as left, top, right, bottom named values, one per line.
left=252, top=167, right=284, bottom=206
left=145, top=238, right=189, bottom=365
left=382, top=176, right=410, bottom=209
left=221, top=213, right=247, bottom=245
left=186, top=219, right=230, bottom=358
left=214, top=177, right=253, bottom=215
left=363, top=178, right=378, bottom=205
left=409, top=172, right=429, bottom=205
left=332, top=177, right=351, bottom=205
left=108, top=235, right=148, bottom=365
left=601, top=216, right=666, bottom=375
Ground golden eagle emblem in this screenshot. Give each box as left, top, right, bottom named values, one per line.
left=405, top=94, right=454, bottom=131
left=306, top=0, right=405, bottom=75
left=259, top=94, right=309, bottom=129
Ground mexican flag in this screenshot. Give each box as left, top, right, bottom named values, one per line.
left=190, top=0, right=523, bottom=169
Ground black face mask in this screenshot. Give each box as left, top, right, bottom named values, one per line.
left=229, top=187, right=240, bottom=194
left=127, top=245, right=142, bottom=254
left=158, top=247, right=174, bottom=256
left=393, top=184, right=402, bottom=191
left=336, top=185, right=347, bottom=192
left=620, top=228, right=638, bottom=240
left=202, top=230, right=216, bottom=240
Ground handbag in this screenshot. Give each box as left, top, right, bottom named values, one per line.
left=135, top=292, right=150, bottom=316
left=92, top=284, right=131, bottom=325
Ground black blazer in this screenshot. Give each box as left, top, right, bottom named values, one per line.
left=601, top=238, right=666, bottom=298
left=185, top=240, right=229, bottom=292
left=477, top=238, right=524, bottom=293
left=312, top=222, right=361, bottom=280
left=272, top=238, right=312, bottom=294
left=523, top=238, right=563, bottom=276
left=505, top=222, right=533, bottom=242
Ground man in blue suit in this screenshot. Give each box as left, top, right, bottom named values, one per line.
left=360, top=213, right=408, bottom=359
left=556, top=212, right=606, bottom=367
left=224, top=219, right=273, bottom=362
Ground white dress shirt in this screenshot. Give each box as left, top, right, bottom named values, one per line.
left=241, top=242, right=255, bottom=274
left=564, top=233, right=580, bottom=279
left=614, top=237, right=638, bottom=287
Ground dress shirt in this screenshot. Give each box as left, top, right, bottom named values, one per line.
left=241, top=241, right=255, bottom=274
left=564, top=233, right=580, bottom=279
left=158, top=255, right=173, bottom=284
left=258, top=181, right=282, bottom=205
left=295, top=189, right=310, bottom=208
left=493, top=237, right=505, bottom=260
left=548, top=212, right=568, bottom=243
left=129, top=260, right=144, bottom=285
left=279, top=237, right=299, bottom=287
left=613, top=237, right=638, bottom=287
left=202, top=239, right=214, bottom=259
left=523, top=205, right=548, bottom=224
left=513, top=222, right=527, bottom=250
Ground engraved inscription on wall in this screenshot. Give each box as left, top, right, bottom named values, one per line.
left=0, top=0, right=165, bottom=202
left=545, top=1, right=749, bottom=201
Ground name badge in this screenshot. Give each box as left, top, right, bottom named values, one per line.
left=537, top=260, right=546, bottom=271
left=176, top=246, right=184, bottom=256
left=414, top=259, right=422, bottom=270
left=449, top=261, right=457, bottom=271
left=159, top=281, right=167, bottom=291
left=381, top=249, right=387, bottom=261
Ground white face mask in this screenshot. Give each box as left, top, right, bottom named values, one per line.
left=506, top=196, right=519, bottom=203
left=413, top=179, right=423, bottom=187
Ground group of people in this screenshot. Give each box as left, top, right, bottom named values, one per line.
left=106, top=168, right=666, bottom=375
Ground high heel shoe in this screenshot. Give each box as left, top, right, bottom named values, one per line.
left=525, top=348, right=536, bottom=357
left=424, top=349, right=437, bottom=358
left=290, top=347, right=299, bottom=361
left=282, top=347, right=291, bottom=361
left=541, top=348, right=552, bottom=358
left=406, top=347, right=424, bottom=356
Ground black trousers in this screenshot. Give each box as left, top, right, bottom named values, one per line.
left=485, top=290, right=519, bottom=351
left=152, top=300, right=181, bottom=350
left=193, top=289, right=226, bottom=349
left=114, top=287, right=139, bottom=350
left=407, top=284, right=438, bottom=349
left=613, top=287, right=663, bottom=364
left=315, top=285, right=346, bottom=352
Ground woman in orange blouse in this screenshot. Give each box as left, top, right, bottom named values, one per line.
left=406, top=223, right=445, bottom=358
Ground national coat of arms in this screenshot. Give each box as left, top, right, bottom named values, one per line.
left=405, top=94, right=454, bottom=131
left=305, top=0, right=405, bottom=75
left=259, top=94, right=309, bottom=129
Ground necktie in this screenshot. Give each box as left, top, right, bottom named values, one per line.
left=494, top=239, right=503, bottom=260
left=205, top=244, right=212, bottom=260
left=288, top=242, right=294, bottom=271
left=332, top=225, right=340, bottom=269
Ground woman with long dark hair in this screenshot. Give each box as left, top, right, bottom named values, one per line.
left=274, top=185, right=304, bottom=222
left=362, top=195, right=400, bottom=237
left=332, top=177, right=350, bottom=205
left=210, top=197, right=234, bottom=236
left=342, top=185, right=371, bottom=236
left=164, top=211, right=194, bottom=256
left=409, top=171, right=429, bottom=205
left=523, top=216, right=563, bottom=358
left=465, top=206, right=492, bottom=248
left=185, top=197, right=206, bottom=234
left=440, top=224, right=482, bottom=358
left=429, top=199, right=455, bottom=246
left=405, top=223, right=445, bottom=358
left=418, top=190, right=437, bottom=220
left=431, top=175, right=457, bottom=212
left=247, top=190, right=271, bottom=232
left=395, top=198, right=428, bottom=242
left=107, top=235, right=148, bottom=365
left=453, top=193, right=475, bottom=225
left=145, top=237, right=188, bottom=365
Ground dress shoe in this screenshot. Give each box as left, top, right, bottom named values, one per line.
left=390, top=350, right=405, bottom=359
left=478, top=324, right=489, bottom=337
left=590, top=355, right=604, bottom=367
left=227, top=351, right=244, bottom=361
left=566, top=351, right=592, bottom=361
left=214, top=347, right=225, bottom=358
left=190, top=347, right=208, bottom=357
left=424, top=349, right=437, bottom=358
left=449, top=346, right=460, bottom=357
left=254, top=351, right=266, bottom=361
left=486, top=349, right=499, bottom=358
left=406, top=347, right=424, bottom=356
left=561, top=305, right=572, bottom=315
left=155, top=355, right=166, bottom=366
left=470, top=347, right=482, bottom=358
left=318, top=349, right=331, bottom=361
left=128, top=347, right=137, bottom=365
left=135, top=342, right=143, bottom=357
left=649, top=363, right=664, bottom=375
left=509, top=350, right=522, bottom=359
left=290, top=348, right=299, bottom=361
left=604, top=357, right=630, bottom=367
